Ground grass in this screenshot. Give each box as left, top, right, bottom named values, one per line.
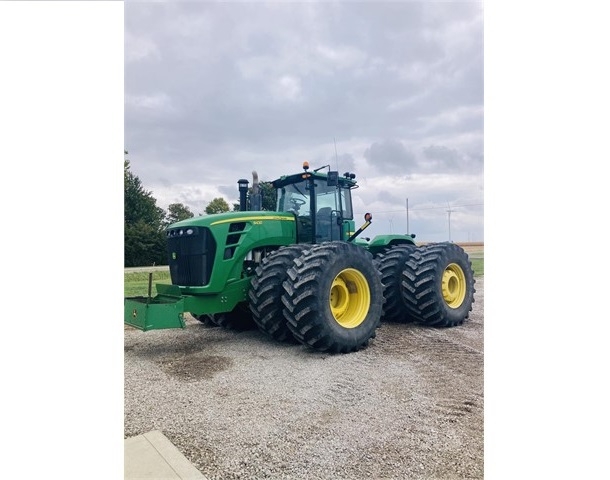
left=124, top=271, right=172, bottom=297
left=471, top=258, right=484, bottom=277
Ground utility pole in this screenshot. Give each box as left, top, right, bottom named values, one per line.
left=447, top=203, right=455, bottom=242
left=406, top=198, right=409, bottom=235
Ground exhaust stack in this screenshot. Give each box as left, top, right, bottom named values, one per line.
left=237, top=178, right=249, bottom=212
left=250, top=170, right=262, bottom=211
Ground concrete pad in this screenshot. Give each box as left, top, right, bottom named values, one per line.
left=125, top=430, right=207, bottom=480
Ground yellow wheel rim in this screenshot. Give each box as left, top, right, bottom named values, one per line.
left=329, top=268, right=371, bottom=328
left=442, top=263, right=467, bottom=308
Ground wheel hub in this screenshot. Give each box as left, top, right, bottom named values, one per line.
left=329, top=268, right=371, bottom=328
left=441, top=263, right=467, bottom=308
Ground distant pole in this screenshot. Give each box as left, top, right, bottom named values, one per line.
left=447, top=203, right=455, bottom=242
left=405, top=198, right=409, bottom=234
left=334, top=137, right=340, bottom=171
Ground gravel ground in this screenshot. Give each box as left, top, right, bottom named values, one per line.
left=125, top=277, right=484, bottom=480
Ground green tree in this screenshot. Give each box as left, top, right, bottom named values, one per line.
left=165, top=203, right=194, bottom=226
left=124, top=159, right=167, bottom=267
left=232, top=182, right=277, bottom=211
left=259, top=182, right=277, bottom=211
left=125, top=221, right=167, bottom=267
left=205, top=197, right=230, bottom=215
left=124, top=160, right=165, bottom=229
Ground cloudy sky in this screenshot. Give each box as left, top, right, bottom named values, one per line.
left=5, top=4, right=610, bottom=476
left=125, top=1, right=483, bottom=242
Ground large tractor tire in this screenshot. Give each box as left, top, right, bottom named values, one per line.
left=248, top=245, right=311, bottom=343
left=374, top=244, right=417, bottom=322
left=401, top=242, right=476, bottom=327
left=282, top=241, right=383, bottom=353
left=207, top=302, right=255, bottom=331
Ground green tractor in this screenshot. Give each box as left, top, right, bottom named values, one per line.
left=125, top=162, right=476, bottom=353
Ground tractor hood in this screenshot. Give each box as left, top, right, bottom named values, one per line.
left=165, top=210, right=297, bottom=289
left=166, top=210, right=294, bottom=231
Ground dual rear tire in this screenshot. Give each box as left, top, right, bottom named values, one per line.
left=376, top=242, right=476, bottom=327
left=248, top=245, right=311, bottom=343
left=374, top=244, right=417, bottom=322
left=402, top=242, right=476, bottom=327
left=248, top=242, right=383, bottom=353
left=281, top=242, right=383, bottom=353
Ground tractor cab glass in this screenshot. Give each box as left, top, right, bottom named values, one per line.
left=277, top=182, right=310, bottom=217
left=277, top=179, right=354, bottom=243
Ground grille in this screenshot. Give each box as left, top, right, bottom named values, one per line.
left=166, top=226, right=216, bottom=286
left=224, top=222, right=247, bottom=259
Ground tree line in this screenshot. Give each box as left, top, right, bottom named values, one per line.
left=124, top=157, right=276, bottom=267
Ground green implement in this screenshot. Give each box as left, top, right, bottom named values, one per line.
left=124, top=293, right=186, bottom=331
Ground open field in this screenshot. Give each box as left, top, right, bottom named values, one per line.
left=454, top=243, right=484, bottom=258
left=124, top=271, right=171, bottom=298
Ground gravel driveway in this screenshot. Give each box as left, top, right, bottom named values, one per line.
left=125, top=277, right=484, bottom=480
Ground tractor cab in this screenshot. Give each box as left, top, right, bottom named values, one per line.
left=272, top=162, right=357, bottom=244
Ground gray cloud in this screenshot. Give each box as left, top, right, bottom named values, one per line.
left=125, top=1, right=483, bottom=242
left=422, top=144, right=463, bottom=172
left=363, top=140, right=417, bottom=174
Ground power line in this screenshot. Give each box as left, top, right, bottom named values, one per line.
left=356, top=203, right=483, bottom=215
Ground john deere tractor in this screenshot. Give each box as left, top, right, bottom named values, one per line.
left=125, top=162, right=476, bottom=353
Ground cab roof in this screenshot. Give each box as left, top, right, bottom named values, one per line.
left=271, top=171, right=358, bottom=189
